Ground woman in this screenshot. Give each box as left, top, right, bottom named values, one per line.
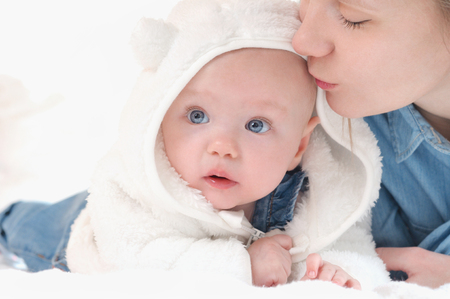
left=292, top=0, right=450, bottom=288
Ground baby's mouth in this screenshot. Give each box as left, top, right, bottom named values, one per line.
left=204, top=175, right=237, bottom=190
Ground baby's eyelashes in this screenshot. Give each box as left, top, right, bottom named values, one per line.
left=245, top=118, right=271, bottom=134
left=187, top=108, right=209, bottom=124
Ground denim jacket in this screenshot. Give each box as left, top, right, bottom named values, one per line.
left=365, top=104, right=450, bottom=254
left=251, top=166, right=306, bottom=233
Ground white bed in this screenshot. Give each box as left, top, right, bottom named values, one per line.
left=1, top=266, right=449, bottom=299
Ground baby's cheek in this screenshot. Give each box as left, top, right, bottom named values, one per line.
left=252, top=173, right=284, bottom=198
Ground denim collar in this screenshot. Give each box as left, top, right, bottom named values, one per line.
left=388, top=104, right=450, bottom=163
left=251, top=166, right=305, bottom=233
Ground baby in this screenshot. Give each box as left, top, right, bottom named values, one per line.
left=161, top=47, right=323, bottom=286
left=0, top=0, right=389, bottom=290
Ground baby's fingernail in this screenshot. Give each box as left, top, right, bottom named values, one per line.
left=308, top=271, right=316, bottom=278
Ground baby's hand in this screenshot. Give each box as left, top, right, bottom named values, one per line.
left=247, top=234, right=293, bottom=287
left=300, top=253, right=361, bottom=290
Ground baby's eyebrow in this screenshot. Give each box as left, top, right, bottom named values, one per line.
left=180, top=86, right=213, bottom=100
left=250, top=99, right=288, bottom=114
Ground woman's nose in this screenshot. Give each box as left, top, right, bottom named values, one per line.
left=292, top=6, right=335, bottom=58
left=207, top=136, right=238, bottom=159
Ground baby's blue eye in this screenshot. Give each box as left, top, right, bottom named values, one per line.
left=187, top=109, right=209, bottom=124
left=245, top=119, right=270, bottom=133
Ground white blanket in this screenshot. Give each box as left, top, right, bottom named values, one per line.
left=1, top=267, right=449, bottom=299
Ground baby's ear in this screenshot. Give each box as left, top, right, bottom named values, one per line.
left=288, top=116, right=320, bottom=170
left=130, top=17, right=178, bottom=71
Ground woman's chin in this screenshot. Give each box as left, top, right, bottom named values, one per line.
left=326, top=93, right=377, bottom=119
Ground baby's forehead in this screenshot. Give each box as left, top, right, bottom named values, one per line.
left=171, top=48, right=315, bottom=118
left=208, top=48, right=307, bottom=68
left=172, top=48, right=314, bottom=107
left=185, top=48, right=311, bottom=89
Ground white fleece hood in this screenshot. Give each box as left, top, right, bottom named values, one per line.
left=92, top=0, right=308, bottom=240
left=67, top=0, right=387, bottom=288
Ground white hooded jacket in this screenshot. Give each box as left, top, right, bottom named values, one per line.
left=66, top=0, right=390, bottom=290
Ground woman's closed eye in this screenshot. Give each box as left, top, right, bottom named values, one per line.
left=245, top=118, right=271, bottom=134
left=187, top=108, right=209, bottom=124
left=340, top=15, right=371, bottom=30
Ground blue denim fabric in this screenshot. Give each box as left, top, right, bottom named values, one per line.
left=251, top=166, right=306, bottom=233
left=365, top=105, right=450, bottom=280
left=0, top=191, right=88, bottom=272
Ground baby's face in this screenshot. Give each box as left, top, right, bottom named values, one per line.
left=161, top=48, right=316, bottom=212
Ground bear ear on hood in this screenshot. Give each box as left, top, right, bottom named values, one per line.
left=130, top=17, right=178, bottom=71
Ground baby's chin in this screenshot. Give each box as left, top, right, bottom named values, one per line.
left=206, top=197, right=237, bottom=211
left=204, top=194, right=242, bottom=211
left=194, top=183, right=262, bottom=211
left=208, top=196, right=256, bottom=213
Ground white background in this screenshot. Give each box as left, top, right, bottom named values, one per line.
left=0, top=1, right=179, bottom=207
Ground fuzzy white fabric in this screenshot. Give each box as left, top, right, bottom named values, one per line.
left=2, top=0, right=449, bottom=297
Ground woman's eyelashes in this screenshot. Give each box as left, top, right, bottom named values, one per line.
left=339, top=15, right=371, bottom=29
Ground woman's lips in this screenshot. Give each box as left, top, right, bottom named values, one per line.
left=204, top=175, right=237, bottom=190
left=315, top=78, right=337, bottom=90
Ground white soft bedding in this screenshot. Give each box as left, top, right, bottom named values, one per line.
left=1, top=267, right=449, bottom=299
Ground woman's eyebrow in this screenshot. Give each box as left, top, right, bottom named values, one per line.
left=341, top=0, right=378, bottom=11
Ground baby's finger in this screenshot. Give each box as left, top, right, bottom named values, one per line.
left=346, top=279, right=362, bottom=290
left=271, top=234, right=293, bottom=251
left=316, top=262, right=337, bottom=281
left=330, top=269, right=349, bottom=286
left=305, top=253, right=323, bottom=279
left=281, top=249, right=292, bottom=277
left=330, top=268, right=362, bottom=290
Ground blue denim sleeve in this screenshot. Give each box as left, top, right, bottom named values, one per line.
left=0, top=191, right=88, bottom=272
left=418, top=220, right=450, bottom=254
left=371, top=184, right=415, bottom=248
left=373, top=182, right=450, bottom=253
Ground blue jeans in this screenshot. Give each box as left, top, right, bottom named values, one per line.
left=0, top=191, right=88, bottom=272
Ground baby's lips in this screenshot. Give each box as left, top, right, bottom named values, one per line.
left=204, top=175, right=237, bottom=190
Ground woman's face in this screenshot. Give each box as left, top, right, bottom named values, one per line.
left=293, top=0, right=450, bottom=118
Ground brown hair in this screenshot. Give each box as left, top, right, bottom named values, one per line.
left=436, top=0, right=450, bottom=52
left=438, top=0, right=450, bottom=22
left=342, top=117, right=353, bottom=153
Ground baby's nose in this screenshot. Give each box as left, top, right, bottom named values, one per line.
left=207, top=138, right=238, bottom=159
